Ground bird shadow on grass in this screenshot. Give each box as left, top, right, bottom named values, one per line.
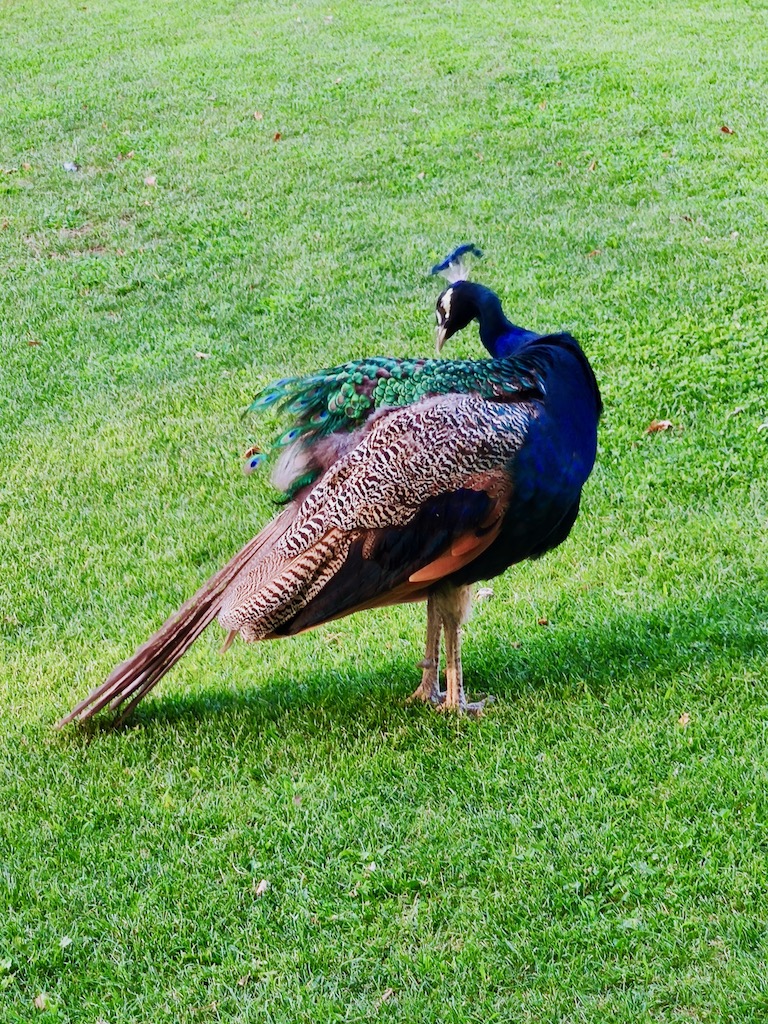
left=68, top=584, right=768, bottom=741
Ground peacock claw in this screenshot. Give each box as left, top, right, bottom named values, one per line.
left=435, top=693, right=495, bottom=716
left=407, top=684, right=445, bottom=705
left=463, top=694, right=496, bottom=716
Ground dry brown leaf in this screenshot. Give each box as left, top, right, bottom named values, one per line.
left=118, top=151, right=135, bottom=160
left=586, top=248, right=601, bottom=258
left=255, top=878, right=269, bottom=897
left=646, top=419, right=674, bottom=433
left=144, top=175, right=157, bottom=187
left=28, top=339, right=41, bottom=347
left=720, top=125, right=734, bottom=135
left=253, top=111, right=263, bottom=120
left=678, top=712, right=690, bottom=727
left=1, top=220, right=8, bottom=230
left=273, top=132, right=282, bottom=141
left=539, top=100, right=547, bottom=110
left=588, top=159, right=597, bottom=171
left=34, top=993, right=49, bottom=1011
left=537, top=617, right=549, bottom=627
left=377, top=988, right=395, bottom=1006
left=237, top=973, right=251, bottom=986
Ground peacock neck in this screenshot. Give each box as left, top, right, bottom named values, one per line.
left=468, top=284, right=540, bottom=358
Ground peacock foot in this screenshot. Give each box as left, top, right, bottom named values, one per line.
left=407, top=682, right=445, bottom=706
left=407, top=655, right=444, bottom=705
left=437, top=693, right=496, bottom=716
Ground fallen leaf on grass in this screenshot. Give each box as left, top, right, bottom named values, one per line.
left=28, top=339, right=41, bottom=346
left=586, top=248, right=601, bottom=258
left=22, top=162, right=31, bottom=170
left=253, top=111, right=263, bottom=120
left=63, top=161, right=79, bottom=173
left=537, top=617, right=549, bottom=627
left=273, top=132, right=282, bottom=141
left=538, top=100, right=547, bottom=110
left=144, top=175, right=157, bottom=187
left=237, top=974, right=251, bottom=986
left=59, top=936, right=73, bottom=949
left=417, top=171, right=425, bottom=180
left=34, top=993, right=49, bottom=1010
left=588, top=159, right=597, bottom=171
left=646, top=419, right=675, bottom=433
left=254, top=878, right=269, bottom=897
left=678, top=712, right=691, bottom=727
left=377, top=988, right=395, bottom=1007
left=476, top=587, right=494, bottom=602
left=720, top=125, right=734, bottom=135
left=117, top=150, right=135, bottom=160
left=194, top=351, right=211, bottom=360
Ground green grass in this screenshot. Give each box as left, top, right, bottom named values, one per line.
left=2, top=0, right=768, bottom=1020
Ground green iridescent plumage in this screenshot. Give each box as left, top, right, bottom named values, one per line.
left=246, top=354, right=545, bottom=452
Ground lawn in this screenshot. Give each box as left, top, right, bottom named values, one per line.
left=2, top=0, right=768, bottom=1020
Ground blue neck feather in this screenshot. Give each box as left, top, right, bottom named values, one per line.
left=469, top=285, right=540, bottom=358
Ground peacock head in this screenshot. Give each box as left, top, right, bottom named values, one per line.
left=435, top=282, right=483, bottom=352
left=431, top=244, right=484, bottom=353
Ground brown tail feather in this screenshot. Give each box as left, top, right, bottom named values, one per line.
left=55, top=508, right=296, bottom=727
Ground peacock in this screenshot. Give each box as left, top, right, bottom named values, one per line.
left=56, top=246, right=601, bottom=727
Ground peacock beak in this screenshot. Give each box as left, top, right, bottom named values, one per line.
left=435, top=325, right=447, bottom=353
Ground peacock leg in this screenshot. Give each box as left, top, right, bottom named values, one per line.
left=408, top=595, right=443, bottom=704
left=436, top=584, right=493, bottom=714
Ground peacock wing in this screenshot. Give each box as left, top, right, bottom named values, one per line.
left=245, top=354, right=543, bottom=499
left=219, top=391, right=533, bottom=640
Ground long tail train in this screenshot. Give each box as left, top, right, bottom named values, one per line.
left=55, top=511, right=293, bottom=728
